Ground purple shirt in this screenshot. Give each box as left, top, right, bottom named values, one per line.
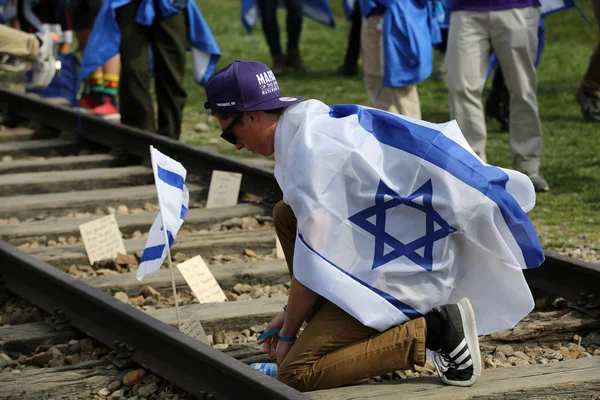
left=451, top=0, right=540, bottom=12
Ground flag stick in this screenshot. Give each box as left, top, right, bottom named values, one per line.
left=149, top=145, right=182, bottom=329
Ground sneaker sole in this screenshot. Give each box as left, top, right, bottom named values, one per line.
left=442, top=298, right=482, bottom=387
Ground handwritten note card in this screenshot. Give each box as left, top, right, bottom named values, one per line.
left=205, top=170, right=242, bottom=209
left=176, top=256, right=227, bottom=303
left=180, top=312, right=209, bottom=344
left=79, top=214, right=127, bottom=265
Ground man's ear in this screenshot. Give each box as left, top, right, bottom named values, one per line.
left=247, top=111, right=259, bottom=124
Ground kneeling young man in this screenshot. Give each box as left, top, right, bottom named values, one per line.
left=204, top=60, right=544, bottom=392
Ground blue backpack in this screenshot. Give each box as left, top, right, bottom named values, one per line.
left=25, top=53, right=79, bottom=107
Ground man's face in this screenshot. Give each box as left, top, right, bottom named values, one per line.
left=216, top=112, right=275, bottom=156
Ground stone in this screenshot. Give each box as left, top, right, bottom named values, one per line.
left=142, top=374, right=161, bottom=385
left=28, top=351, right=52, bottom=366
left=142, top=297, right=157, bottom=306
left=535, top=356, right=549, bottom=364
left=547, top=351, right=563, bottom=361
left=123, top=369, right=146, bottom=387
left=512, top=351, right=530, bottom=361
left=107, top=380, right=122, bottom=392
left=244, top=248, right=257, bottom=257
left=242, top=329, right=251, bottom=337
left=213, top=344, right=229, bottom=350
left=68, top=265, right=79, bottom=275
left=98, top=388, right=110, bottom=397
left=80, top=338, right=95, bottom=353
left=241, top=217, right=259, bottom=230
left=250, top=289, right=263, bottom=299
left=578, top=352, right=593, bottom=358
left=524, top=347, right=544, bottom=358
left=109, top=390, right=124, bottom=400
left=116, top=253, right=138, bottom=267
left=66, top=353, right=81, bottom=365
left=495, top=345, right=514, bottom=357
left=129, top=296, right=144, bottom=306
left=173, top=253, right=188, bottom=263
left=143, top=286, right=161, bottom=300
left=116, top=205, right=129, bottom=214
left=493, top=351, right=507, bottom=362
left=582, top=333, right=600, bottom=346
left=232, top=283, right=244, bottom=295
left=47, top=239, right=57, bottom=246
left=8, top=217, right=19, bottom=224
left=114, top=292, right=129, bottom=303
left=483, top=355, right=495, bottom=369
left=213, top=331, right=226, bottom=344
left=137, top=383, right=158, bottom=397
left=237, top=293, right=251, bottom=301
left=67, top=236, right=78, bottom=245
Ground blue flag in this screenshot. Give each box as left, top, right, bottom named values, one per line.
left=241, top=0, right=335, bottom=33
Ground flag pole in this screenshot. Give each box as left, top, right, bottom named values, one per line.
left=149, top=145, right=182, bottom=329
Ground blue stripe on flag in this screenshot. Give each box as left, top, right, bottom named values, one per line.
left=329, top=105, right=544, bottom=269
left=298, top=234, right=422, bottom=319
left=157, top=165, right=185, bottom=190
left=140, top=230, right=176, bottom=264
left=180, top=205, right=188, bottom=220
left=140, top=244, right=165, bottom=263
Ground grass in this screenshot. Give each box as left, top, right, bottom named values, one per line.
left=181, top=0, right=599, bottom=253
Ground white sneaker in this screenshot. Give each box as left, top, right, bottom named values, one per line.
left=29, top=32, right=57, bottom=90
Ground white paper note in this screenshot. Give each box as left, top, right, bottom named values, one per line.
left=180, top=312, right=209, bottom=344
left=176, top=255, right=227, bottom=303
left=205, top=170, right=242, bottom=208
left=79, top=214, right=127, bottom=265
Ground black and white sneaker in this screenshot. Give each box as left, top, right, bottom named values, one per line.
left=430, top=298, right=481, bottom=387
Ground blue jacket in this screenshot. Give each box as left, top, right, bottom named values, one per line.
left=360, top=0, right=442, bottom=87
left=79, top=0, right=220, bottom=88
left=241, top=0, right=335, bottom=32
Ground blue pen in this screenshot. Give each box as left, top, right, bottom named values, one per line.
left=258, top=328, right=280, bottom=340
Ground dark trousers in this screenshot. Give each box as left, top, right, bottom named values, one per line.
left=582, top=0, right=600, bottom=95
left=256, top=0, right=302, bottom=56
left=116, top=1, right=187, bottom=140
left=342, top=0, right=362, bottom=67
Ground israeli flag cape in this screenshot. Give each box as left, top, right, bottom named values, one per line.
left=137, top=147, right=189, bottom=281
left=360, top=0, right=442, bottom=87
left=241, top=0, right=335, bottom=33
left=79, top=0, right=220, bottom=88
left=274, top=100, right=544, bottom=335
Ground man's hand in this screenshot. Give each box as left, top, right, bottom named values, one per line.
left=275, top=340, right=295, bottom=365
left=257, top=310, right=285, bottom=359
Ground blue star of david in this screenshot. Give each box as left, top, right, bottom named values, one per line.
left=348, top=179, right=456, bottom=271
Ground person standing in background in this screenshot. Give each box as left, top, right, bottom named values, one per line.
left=575, top=0, right=600, bottom=123
left=445, top=0, right=550, bottom=192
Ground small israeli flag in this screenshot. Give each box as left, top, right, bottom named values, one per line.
left=136, top=147, right=189, bottom=281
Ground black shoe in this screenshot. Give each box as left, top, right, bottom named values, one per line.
left=575, top=88, right=600, bottom=122
left=428, top=298, right=481, bottom=387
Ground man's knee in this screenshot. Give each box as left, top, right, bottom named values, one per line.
left=278, top=362, right=312, bottom=392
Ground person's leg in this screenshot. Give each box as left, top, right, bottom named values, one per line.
left=446, top=11, right=491, bottom=161
left=338, top=0, right=362, bottom=75
left=278, top=301, right=426, bottom=392
left=102, top=55, right=121, bottom=106
left=361, top=15, right=421, bottom=118
left=256, top=0, right=285, bottom=73
left=577, top=0, right=600, bottom=122
left=0, top=24, right=39, bottom=60
left=151, top=9, right=187, bottom=139
left=491, top=7, right=545, bottom=188
left=116, top=0, right=155, bottom=132
left=284, top=0, right=307, bottom=72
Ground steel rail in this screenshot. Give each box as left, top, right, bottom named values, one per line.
left=0, top=240, right=307, bottom=400
left=0, top=88, right=283, bottom=205
left=524, top=251, right=600, bottom=302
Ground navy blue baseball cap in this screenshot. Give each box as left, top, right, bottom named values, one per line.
left=204, top=60, right=304, bottom=113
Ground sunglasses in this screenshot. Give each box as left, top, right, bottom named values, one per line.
left=220, top=113, right=243, bottom=145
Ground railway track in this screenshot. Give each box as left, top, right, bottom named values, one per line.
left=0, top=88, right=599, bottom=400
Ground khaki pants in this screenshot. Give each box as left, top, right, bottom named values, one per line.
left=446, top=7, right=542, bottom=175
left=582, top=0, right=600, bottom=95
left=0, top=24, right=39, bottom=61
left=360, top=15, right=421, bottom=119
left=273, top=201, right=427, bottom=392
